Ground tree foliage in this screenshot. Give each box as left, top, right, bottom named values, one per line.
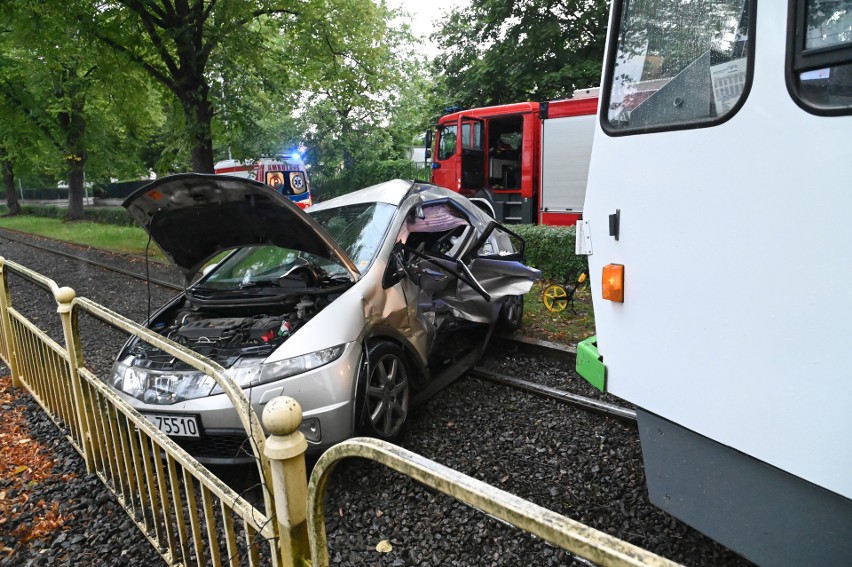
left=0, top=1, right=162, bottom=218
left=0, top=0, right=612, bottom=203
left=298, top=7, right=424, bottom=177
left=432, top=0, right=609, bottom=108
left=75, top=0, right=406, bottom=174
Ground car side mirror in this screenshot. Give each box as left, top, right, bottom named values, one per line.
left=425, top=149, right=432, bottom=160
left=424, top=129, right=433, bottom=150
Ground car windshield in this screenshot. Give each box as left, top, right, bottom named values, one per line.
left=199, top=202, right=396, bottom=289
left=309, top=202, right=397, bottom=271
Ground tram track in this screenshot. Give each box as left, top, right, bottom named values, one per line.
left=0, top=226, right=750, bottom=566
left=468, top=367, right=636, bottom=423
left=0, top=227, right=635, bottom=423
left=0, top=228, right=184, bottom=291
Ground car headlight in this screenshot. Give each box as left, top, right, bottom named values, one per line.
left=110, top=359, right=147, bottom=398
left=111, top=358, right=217, bottom=405
left=110, top=345, right=346, bottom=405
left=210, top=346, right=344, bottom=393
left=209, top=357, right=266, bottom=395
left=259, top=344, right=346, bottom=383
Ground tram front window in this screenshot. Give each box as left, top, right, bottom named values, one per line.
left=605, top=0, right=753, bottom=132
left=793, top=0, right=852, bottom=111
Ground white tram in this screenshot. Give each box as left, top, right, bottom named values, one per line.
left=576, top=1, right=852, bottom=564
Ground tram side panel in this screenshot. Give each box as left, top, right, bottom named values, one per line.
left=581, top=1, right=852, bottom=565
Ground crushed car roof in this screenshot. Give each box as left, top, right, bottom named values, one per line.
left=123, top=174, right=360, bottom=282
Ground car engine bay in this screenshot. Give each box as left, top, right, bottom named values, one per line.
left=125, top=291, right=338, bottom=369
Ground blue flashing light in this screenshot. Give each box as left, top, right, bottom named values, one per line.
left=291, top=152, right=302, bottom=161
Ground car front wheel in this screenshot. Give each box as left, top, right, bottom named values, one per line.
left=360, top=342, right=410, bottom=442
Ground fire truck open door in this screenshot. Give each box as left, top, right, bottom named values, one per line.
left=458, top=116, right=485, bottom=192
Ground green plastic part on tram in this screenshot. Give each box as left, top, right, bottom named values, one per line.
left=576, top=335, right=606, bottom=392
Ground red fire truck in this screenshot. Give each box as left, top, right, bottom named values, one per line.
left=214, top=156, right=313, bottom=209
left=429, top=89, right=597, bottom=225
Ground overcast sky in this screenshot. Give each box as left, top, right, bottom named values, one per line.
left=386, top=0, right=469, bottom=58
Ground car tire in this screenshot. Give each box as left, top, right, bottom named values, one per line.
left=497, top=295, right=524, bottom=332
left=359, top=341, right=411, bottom=442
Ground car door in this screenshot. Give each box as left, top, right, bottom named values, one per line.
left=393, top=201, right=539, bottom=326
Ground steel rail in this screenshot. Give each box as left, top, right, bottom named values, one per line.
left=0, top=227, right=632, bottom=426
left=469, top=367, right=637, bottom=423
left=0, top=229, right=183, bottom=291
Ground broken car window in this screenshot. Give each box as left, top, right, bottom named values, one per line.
left=397, top=204, right=471, bottom=258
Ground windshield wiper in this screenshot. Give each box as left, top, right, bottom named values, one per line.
left=237, top=280, right=284, bottom=289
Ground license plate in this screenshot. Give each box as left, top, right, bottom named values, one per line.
left=143, top=413, right=201, bottom=438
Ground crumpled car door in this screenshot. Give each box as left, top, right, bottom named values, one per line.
left=397, top=214, right=540, bottom=325
left=434, top=221, right=540, bottom=323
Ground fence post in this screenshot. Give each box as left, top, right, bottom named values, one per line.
left=55, top=287, right=95, bottom=473
left=263, top=396, right=311, bottom=567
left=0, top=258, right=22, bottom=387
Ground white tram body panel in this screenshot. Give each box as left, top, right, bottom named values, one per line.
left=583, top=0, right=852, bottom=552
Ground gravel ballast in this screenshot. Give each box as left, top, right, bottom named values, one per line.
left=0, top=230, right=752, bottom=566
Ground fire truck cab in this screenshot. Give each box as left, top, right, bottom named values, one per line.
left=430, top=91, right=597, bottom=225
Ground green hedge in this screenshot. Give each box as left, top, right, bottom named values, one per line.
left=0, top=204, right=136, bottom=227
left=82, top=207, right=137, bottom=227
left=92, top=180, right=151, bottom=199
left=512, top=224, right=587, bottom=281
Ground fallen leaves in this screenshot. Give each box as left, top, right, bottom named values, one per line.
left=0, top=375, right=76, bottom=552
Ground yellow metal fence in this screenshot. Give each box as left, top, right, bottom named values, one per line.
left=0, top=257, right=285, bottom=567
left=0, top=255, right=680, bottom=567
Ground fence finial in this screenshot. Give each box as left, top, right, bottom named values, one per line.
left=54, top=286, right=76, bottom=311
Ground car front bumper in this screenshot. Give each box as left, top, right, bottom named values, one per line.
left=112, top=342, right=363, bottom=464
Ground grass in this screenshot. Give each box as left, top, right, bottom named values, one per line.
left=0, top=215, right=167, bottom=261
left=0, top=213, right=595, bottom=345
left=520, top=280, right=596, bottom=345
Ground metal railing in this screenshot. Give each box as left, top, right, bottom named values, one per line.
left=0, top=255, right=681, bottom=566
left=0, top=257, right=294, bottom=567
left=306, top=437, right=680, bottom=567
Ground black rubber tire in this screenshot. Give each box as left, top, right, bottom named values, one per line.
left=497, top=294, right=524, bottom=332
left=358, top=342, right=411, bottom=442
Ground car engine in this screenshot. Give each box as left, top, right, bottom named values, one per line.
left=128, top=295, right=325, bottom=368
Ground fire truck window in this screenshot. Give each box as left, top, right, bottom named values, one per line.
left=462, top=121, right=483, bottom=150
left=437, top=125, right=458, bottom=160
left=488, top=116, right=523, bottom=189
left=604, top=0, right=753, bottom=133
left=791, top=1, right=852, bottom=113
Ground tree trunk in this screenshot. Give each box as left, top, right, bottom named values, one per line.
left=63, top=98, right=87, bottom=220
left=182, top=83, right=215, bottom=173
left=67, top=160, right=86, bottom=219
left=0, top=153, right=22, bottom=217
left=341, top=112, right=355, bottom=171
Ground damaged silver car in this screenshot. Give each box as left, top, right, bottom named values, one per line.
left=110, top=175, right=540, bottom=463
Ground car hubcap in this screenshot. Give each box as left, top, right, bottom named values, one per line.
left=367, top=354, right=409, bottom=438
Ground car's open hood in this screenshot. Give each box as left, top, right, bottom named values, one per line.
left=123, top=174, right=360, bottom=283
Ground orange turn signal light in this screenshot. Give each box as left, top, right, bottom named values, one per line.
left=602, top=264, right=624, bottom=302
